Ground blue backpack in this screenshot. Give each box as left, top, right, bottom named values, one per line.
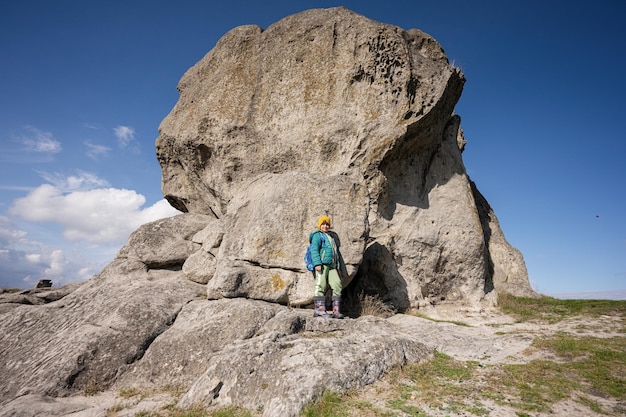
left=304, top=232, right=325, bottom=271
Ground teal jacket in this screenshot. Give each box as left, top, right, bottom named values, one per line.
left=309, top=230, right=342, bottom=269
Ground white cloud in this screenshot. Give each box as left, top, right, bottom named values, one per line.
left=25, top=253, right=41, bottom=263
left=114, top=125, right=136, bottom=147
left=38, top=171, right=110, bottom=192
left=0, top=216, right=100, bottom=289
left=1, top=179, right=181, bottom=289
left=18, top=126, right=62, bottom=153
left=44, top=249, right=66, bottom=276
left=0, top=216, right=27, bottom=242
left=85, top=140, right=111, bottom=159
left=9, top=183, right=180, bottom=244
left=137, top=199, right=182, bottom=224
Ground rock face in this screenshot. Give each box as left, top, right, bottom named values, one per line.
left=0, top=7, right=536, bottom=417
left=157, top=6, right=534, bottom=308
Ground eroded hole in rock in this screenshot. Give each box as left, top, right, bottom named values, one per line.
left=344, top=242, right=409, bottom=317
left=146, top=263, right=183, bottom=271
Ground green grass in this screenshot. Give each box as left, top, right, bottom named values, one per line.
left=301, top=390, right=350, bottom=417
left=495, top=360, right=578, bottom=412
left=497, top=293, right=626, bottom=323
left=392, top=351, right=484, bottom=414
left=534, top=334, right=626, bottom=399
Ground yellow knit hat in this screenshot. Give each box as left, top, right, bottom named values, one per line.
left=317, top=215, right=331, bottom=229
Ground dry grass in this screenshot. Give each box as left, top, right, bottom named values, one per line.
left=343, top=292, right=397, bottom=318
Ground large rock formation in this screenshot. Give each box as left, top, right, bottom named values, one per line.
left=0, top=7, right=535, bottom=417
left=157, top=6, right=534, bottom=308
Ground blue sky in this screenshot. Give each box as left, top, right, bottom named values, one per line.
left=1, top=1, right=624, bottom=299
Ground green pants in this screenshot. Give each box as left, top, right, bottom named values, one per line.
left=315, top=265, right=342, bottom=297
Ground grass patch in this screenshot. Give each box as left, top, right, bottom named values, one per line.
left=359, top=294, right=396, bottom=318
left=118, top=387, right=142, bottom=399
left=495, top=360, right=578, bottom=412
left=533, top=334, right=626, bottom=400
left=498, top=293, right=626, bottom=323
left=409, top=311, right=471, bottom=327
left=301, top=390, right=350, bottom=417
left=489, top=333, right=625, bottom=415
left=326, top=334, right=625, bottom=416
left=392, top=351, right=481, bottom=414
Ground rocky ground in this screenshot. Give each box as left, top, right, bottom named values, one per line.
left=348, top=306, right=625, bottom=417
left=3, top=305, right=623, bottom=417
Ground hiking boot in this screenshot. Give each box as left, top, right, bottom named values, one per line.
left=313, top=296, right=331, bottom=318
left=331, top=296, right=345, bottom=319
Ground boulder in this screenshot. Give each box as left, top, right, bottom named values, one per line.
left=35, top=279, right=52, bottom=288
left=172, top=301, right=430, bottom=417
left=156, top=6, right=534, bottom=308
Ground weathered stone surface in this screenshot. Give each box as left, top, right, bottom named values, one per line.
left=174, top=301, right=431, bottom=417
left=117, top=213, right=212, bottom=269
left=0, top=394, right=88, bottom=417
left=0, top=268, right=205, bottom=400
left=0, top=288, right=431, bottom=417
left=155, top=6, right=535, bottom=308
left=0, top=282, right=82, bottom=313
left=157, top=7, right=463, bottom=216
left=181, top=219, right=224, bottom=284
left=471, top=182, right=536, bottom=297
left=35, top=279, right=52, bottom=288
left=115, top=296, right=431, bottom=417
left=114, top=298, right=284, bottom=390
left=204, top=172, right=368, bottom=305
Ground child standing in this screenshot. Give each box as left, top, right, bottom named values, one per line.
left=310, top=215, right=344, bottom=318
